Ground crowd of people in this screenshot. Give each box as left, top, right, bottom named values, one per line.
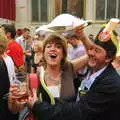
left=0, top=16, right=120, bottom=120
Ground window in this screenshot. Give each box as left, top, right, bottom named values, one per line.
left=62, top=0, right=84, bottom=18
left=32, top=0, right=48, bottom=22
left=96, top=0, right=120, bottom=20
left=62, top=0, right=68, bottom=13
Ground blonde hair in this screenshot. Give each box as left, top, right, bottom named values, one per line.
left=34, top=41, right=43, bottom=51
left=0, top=34, right=8, bottom=54
left=42, top=32, right=68, bottom=66
left=0, top=26, right=6, bottom=36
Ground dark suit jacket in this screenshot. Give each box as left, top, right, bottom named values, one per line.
left=32, top=64, right=120, bottom=120
left=0, top=58, right=18, bottom=120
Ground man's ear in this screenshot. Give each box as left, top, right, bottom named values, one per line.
left=105, top=57, right=112, bottom=63
left=7, top=32, right=11, bottom=37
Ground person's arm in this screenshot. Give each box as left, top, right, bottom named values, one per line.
left=74, top=25, right=94, bottom=51
left=71, top=55, right=88, bottom=72
left=71, top=26, right=96, bottom=72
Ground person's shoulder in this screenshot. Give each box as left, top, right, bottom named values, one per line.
left=9, top=40, right=19, bottom=47
left=5, top=55, right=14, bottom=62
left=8, top=41, right=23, bottom=53
left=103, top=66, right=120, bottom=85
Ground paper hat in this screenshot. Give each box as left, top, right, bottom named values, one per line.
left=35, top=14, right=88, bottom=34
left=95, top=26, right=118, bottom=58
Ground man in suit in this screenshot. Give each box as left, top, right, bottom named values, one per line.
left=29, top=26, right=120, bottom=120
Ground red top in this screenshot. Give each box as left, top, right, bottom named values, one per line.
left=6, top=41, right=24, bottom=67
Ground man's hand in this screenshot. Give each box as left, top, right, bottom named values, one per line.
left=74, top=24, right=86, bottom=39
left=74, top=25, right=94, bottom=51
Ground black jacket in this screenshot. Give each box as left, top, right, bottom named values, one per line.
left=32, top=64, right=120, bottom=120
left=0, top=58, right=18, bottom=120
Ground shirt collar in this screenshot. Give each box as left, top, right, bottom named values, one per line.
left=79, top=65, right=108, bottom=90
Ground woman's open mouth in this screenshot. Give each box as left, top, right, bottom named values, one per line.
left=49, top=53, right=57, bottom=59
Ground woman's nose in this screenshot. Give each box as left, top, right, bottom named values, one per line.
left=50, top=45, right=56, bottom=50
left=88, top=49, right=95, bottom=55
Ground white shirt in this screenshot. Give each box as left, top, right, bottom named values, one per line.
left=67, top=44, right=86, bottom=74
left=47, top=85, right=60, bottom=98
left=16, top=35, right=26, bottom=50
left=67, top=44, right=86, bottom=60
left=3, top=55, right=16, bottom=83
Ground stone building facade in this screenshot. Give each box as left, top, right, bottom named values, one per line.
left=1, top=0, right=120, bottom=35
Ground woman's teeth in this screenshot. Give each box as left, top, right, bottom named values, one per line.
left=50, top=54, right=57, bottom=58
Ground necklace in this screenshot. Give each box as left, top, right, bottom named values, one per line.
left=44, top=70, right=62, bottom=86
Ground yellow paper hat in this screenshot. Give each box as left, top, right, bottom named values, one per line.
left=102, top=23, right=119, bottom=56
left=95, top=26, right=118, bottom=58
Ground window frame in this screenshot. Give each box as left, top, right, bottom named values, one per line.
left=31, top=0, right=49, bottom=24
left=95, top=0, right=119, bottom=21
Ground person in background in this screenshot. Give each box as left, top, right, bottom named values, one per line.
left=88, top=34, right=94, bottom=42
left=66, top=30, right=86, bottom=60
left=0, top=25, right=6, bottom=36
left=112, top=31, right=120, bottom=74
left=0, top=34, right=19, bottom=120
left=16, top=27, right=30, bottom=50
left=31, top=41, right=43, bottom=73
left=24, top=35, right=33, bottom=73
left=26, top=26, right=120, bottom=120
left=112, top=52, right=120, bottom=74
left=16, top=28, right=31, bottom=72
left=16, top=28, right=23, bottom=39
left=2, top=24, right=24, bottom=71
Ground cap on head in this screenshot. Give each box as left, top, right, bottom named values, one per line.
left=94, top=26, right=117, bottom=58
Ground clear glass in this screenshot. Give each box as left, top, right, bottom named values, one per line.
left=10, top=72, right=29, bottom=103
